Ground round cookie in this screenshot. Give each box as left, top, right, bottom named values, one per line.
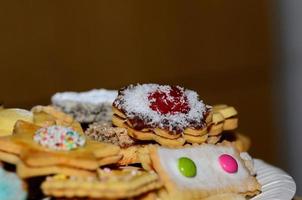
left=112, top=84, right=211, bottom=146
left=112, top=84, right=238, bottom=147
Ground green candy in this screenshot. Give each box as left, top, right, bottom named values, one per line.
left=178, top=157, right=197, bottom=177
left=67, top=131, right=74, bottom=136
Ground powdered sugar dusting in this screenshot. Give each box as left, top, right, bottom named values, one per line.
left=113, top=84, right=209, bottom=132
left=52, top=89, right=117, bottom=105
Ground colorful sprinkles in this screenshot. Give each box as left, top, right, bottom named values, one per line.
left=34, top=126, right=86, bottom=151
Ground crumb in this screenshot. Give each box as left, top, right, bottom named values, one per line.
left=85, top=122, right=135, bottom=148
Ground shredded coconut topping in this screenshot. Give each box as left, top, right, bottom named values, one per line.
left=113, top=84, right=209, bottom=132
left=52, top=89, right=117, bottom=105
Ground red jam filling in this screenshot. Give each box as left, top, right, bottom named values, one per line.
left=148, top=86, right=190, bottom=115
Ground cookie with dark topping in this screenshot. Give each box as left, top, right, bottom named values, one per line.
left=51, top=89, right=117, bottom=124
left=112, top=84, right=238, bottom=147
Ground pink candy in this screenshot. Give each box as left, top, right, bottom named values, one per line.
left=219, top=154, right=238, bottom=173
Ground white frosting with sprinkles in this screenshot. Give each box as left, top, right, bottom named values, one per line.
left=52, top=89, right=118, bottom=105
left=113, top=84, right=208, bottom=132
left=34, top=126, right=86, bottom=151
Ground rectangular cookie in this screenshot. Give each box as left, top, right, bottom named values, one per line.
left=150, top=144, right=261, bottom=199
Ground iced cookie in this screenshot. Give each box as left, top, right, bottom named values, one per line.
left=52, top=89, right=117, bottom=123
left=0, top=120, right=121, bottom=178
left=150, top=144, right=260, bottom=200
left=0, top=166, right=27, bottom=200
left=112, top=84, right=238, bottom=147
left=41, top=166, right=163, bottom=199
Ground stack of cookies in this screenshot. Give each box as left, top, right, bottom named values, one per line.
left=0, top=84, right=260, bottom=200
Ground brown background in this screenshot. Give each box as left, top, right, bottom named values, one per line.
left=0, top=1, right=276, bottom=164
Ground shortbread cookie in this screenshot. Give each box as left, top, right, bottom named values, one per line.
left=206, top=135, right=222, bottom=144
left=0, top=166, right=27, bottom=200
left=41, top=167, right=163, bottom=199
left=137, top=189, right=246, bottom=200
left=112, top=84, right=238, bottom=147
left=207, top=104, right=238, bottom=144
left=150, top=144, right=260, bottom=200
left=117, top=144, right=158, bottom=168
left=85, top=121, right=136, bottom=148
left=0, top=120, right=121, bottom=178
left=31, top=105, right=84, bottom=134
left=202, top=193, right=246, bottom=200
left=84, top=122, right=157, bottom=167
left=52, top=89, right=117, bottom=123
left=211, top=104, right=238, bottom=132
left=0, top=108, right=33, bottom=136
left=219, top=132, right=251, bottom=152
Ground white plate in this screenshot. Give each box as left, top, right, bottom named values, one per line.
left=251, top=159, right=296, bottom=200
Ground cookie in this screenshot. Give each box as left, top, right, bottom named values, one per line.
left=206, top=135, right=222, bottom=144
left=31, top=105, right=84, bottom=134
left=202, top=193, right=246, bottom=200
left=210, top=104, right=238, bottom=132
left=219, top=132, right=251, bottom=152
left=0, top=108, right=33, bottom=136
left=85, top=121, right=136, bottom=148
left=149, top=144, right=260, bottom=200
left=41, top=167, right=163, bottom=199
left=0, top=120, right=121, bottom=178
left=51, top=89, right=117, bottom=123
left=112, top=84, right=238, bottom=147
left=0, top=165, right=27, bottom=200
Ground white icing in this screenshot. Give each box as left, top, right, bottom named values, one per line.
left=240, top=152, right=256, bottom=175
left=34, top=126, right=86, bottom=151
left=115, top=84, right=207, bottom=131
left=51, top=89, right=117, bottom=105
left=157, top=144, right=254, bottom=192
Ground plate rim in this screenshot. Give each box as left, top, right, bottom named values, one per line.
left=251, top=159, right=296, bottom=200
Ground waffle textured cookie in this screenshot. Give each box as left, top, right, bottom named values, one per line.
left=112, top=84, right=238, bottom=147
left=149, top=144, right=260, bottom=200
left=0, top=120, right=121, bottom=178
left=41, top=166, right=163, bottom=199
left=52, top=89, right=117, bottom=123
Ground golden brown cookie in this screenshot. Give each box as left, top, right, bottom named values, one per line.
left=42, top=167, right=163, bottom=199
left=31, top=105, right=84, bottom=134
left=0, top=120, right=121, bottom=178
left=219, top=132, right=251, bottom=152
left=202, top=193, right=246, bottom=200
left=112, top=84, right=238, bottom=147
left=84, top=121, right=136, bottom=148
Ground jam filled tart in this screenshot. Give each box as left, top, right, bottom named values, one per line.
left=112, top=84, right=238, bottom=147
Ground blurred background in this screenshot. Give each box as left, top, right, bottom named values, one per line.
left=0, top=0, right=300, bottom=194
